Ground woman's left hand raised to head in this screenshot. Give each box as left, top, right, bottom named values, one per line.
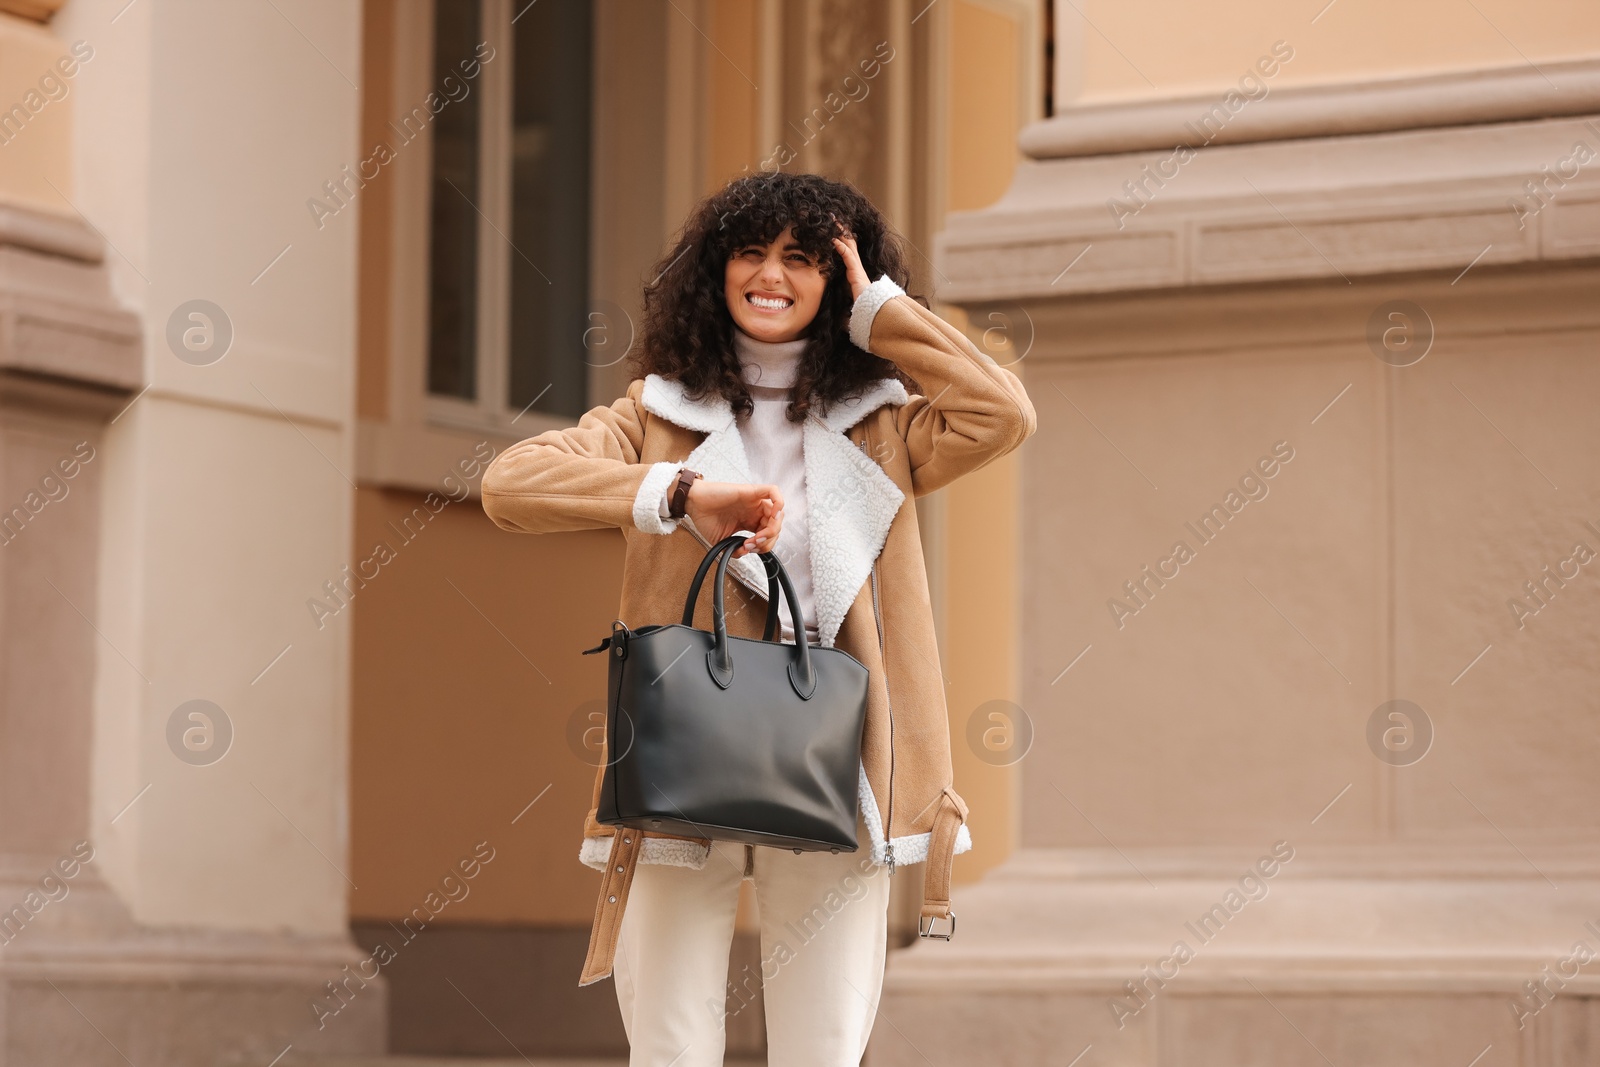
left=831, top=232, right=871, bottom=301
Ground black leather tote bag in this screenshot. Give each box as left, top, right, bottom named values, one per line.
left=583, top=534, right=870, bottom=853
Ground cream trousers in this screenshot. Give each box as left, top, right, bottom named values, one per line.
left=613, top=810, right=891, bottom=1066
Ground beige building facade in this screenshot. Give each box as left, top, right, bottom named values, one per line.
left=873, top=3, right=1600, bottom=1066
left=0, top=0, right=1594, bottom=1063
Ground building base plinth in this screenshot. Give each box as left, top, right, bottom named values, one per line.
left=870, top=847, right=1600, bottom=1066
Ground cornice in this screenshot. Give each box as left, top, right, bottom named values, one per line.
left=1021, top=59, right=1600, bottom=160
left=0, top=0, right=65, bottom=22
left=0, top=203, right=104, bottom=263
left=0, top=203, right=142, bottom=395
left=936, top=113, right=1600, bottom=304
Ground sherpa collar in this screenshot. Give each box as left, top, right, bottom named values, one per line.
left=640, top=373, right=908, bottom=435
left=639, top=372, right=909, bottom=648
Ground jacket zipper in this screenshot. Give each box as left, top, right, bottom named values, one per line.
left=870, top=558, right=896, bottom=877
left=859, top=417, right=896, bottom=876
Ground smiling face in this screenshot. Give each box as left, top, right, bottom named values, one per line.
left=723, top=226, right=829, bottom=343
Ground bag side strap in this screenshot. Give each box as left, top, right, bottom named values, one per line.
left=918, top=785, right=969, bottom=939
left=578, top=827, right=643, bottom=986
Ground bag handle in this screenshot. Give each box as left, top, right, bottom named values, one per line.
left=687, top=535, right=816, bottom=699
left=711, top=536, right=815, bottom=698
left=681, top=534, right=781, bottom=642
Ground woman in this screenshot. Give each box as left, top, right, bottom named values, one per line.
left=481, top=171, right=1035, bottom=1066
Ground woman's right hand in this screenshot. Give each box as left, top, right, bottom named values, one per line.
left=684, top=480, right=783, bottom=557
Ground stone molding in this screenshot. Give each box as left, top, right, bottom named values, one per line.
left=875, top=847, right=1600, bottom=1063
left=0, top=203, right=141, bottom=394
left=1006, top=265, right=1600, bottom=364
left=0, top=204, right=103, bottom=262
left=882, top=846, right=1600, bottom=992
left=6, top=927, right=386, bottom=1061
left=936, top=114, right=1600, bottom=303
left=1021, top=59, right=1600, bottom=159
left=980, top=842, right=1600, bottom=882
left=0, top=0, right=65, bottom=22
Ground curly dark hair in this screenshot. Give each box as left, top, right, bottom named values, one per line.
left=629, top=171, right=919, bottom=423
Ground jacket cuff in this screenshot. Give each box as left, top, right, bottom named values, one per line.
left=632, top=461, right=684, bottom=535
left=847, top=275, right=906, bottom=352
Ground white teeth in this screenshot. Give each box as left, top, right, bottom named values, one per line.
left=748, top=294, right=792, bottom=310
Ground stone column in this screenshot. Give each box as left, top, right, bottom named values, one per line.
left=0, top=1, right=383, bottom=1062
left=870, top=61, right=1600, bottom=1067
left=0, top=205, right=138, bottom=932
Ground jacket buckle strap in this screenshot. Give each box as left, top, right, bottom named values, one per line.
left=917, top=785, right=969, bottom=941
left=578, top=828, right=643, bottom=986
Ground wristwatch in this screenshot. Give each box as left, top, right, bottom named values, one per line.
left=668, top=467, right=702, bottom=519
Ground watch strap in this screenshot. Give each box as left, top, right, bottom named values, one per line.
left=668, top=468, right=701, bottom=519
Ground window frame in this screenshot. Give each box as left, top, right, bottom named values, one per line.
left=370, top=0, right=582, bottom=484
left=424, top=0, right=583, bottom=434
left=355, top=0, right=717, bottom=493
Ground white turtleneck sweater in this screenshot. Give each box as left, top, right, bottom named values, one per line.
left=660, top=330, right=820, bottom=645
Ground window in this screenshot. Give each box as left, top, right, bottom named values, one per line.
left=425, top=0, right=592, bottom=425
left=425, top=1, right=482, bottom=401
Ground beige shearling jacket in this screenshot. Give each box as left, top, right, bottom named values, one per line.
left=480, top=278, right=1037, bottom=986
